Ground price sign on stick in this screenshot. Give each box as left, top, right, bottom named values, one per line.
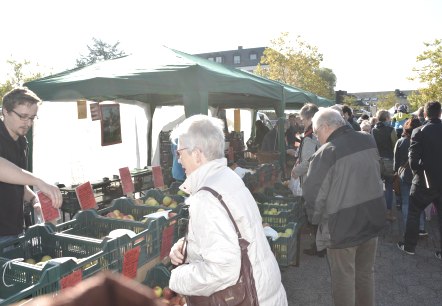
left=119, top=167, right=135, bottom=195
left=60, top=269, right=82, bottom=289
left=75, top=182, right=97, bottom=210
left=37, top=191, right=61, bottom=222
left=152, top=166, right=165, bottom=189
left=122, top=246, right=141, bottom=279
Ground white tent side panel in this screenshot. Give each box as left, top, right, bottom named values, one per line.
left=32, top=100, right=149, bottom=187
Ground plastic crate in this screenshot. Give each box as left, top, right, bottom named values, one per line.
left=0, top=259, right=60, bottom=305
left=257, top=195, right=304, bottom=223
left=142, top=263, right=171, bottom=288
left=0, top=225, right=125, bottom=304
left=55, top=209, right=161, bottom=266
left=270, top=222, right=301, bottom=267
left=139, top=189, right=184, bottom=209
left=98, top=197, right=165, bottom=222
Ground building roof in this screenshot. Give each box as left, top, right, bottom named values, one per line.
left=194, top=46, right=266, bottom=69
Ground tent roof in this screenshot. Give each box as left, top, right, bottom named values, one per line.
left=25, top=46, right=324, bottom=112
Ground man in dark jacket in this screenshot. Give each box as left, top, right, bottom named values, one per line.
left=303, top=108, right=386, bottom=306
left=397, top=101, right=442, bottom=260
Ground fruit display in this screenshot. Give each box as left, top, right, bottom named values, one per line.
left=104, top=209, right=135, bottom=220
left=270, top=222, right=300, bottom=267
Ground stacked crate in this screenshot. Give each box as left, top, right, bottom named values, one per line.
left=257, top=194, right=305, bottom=267
left=159, top=131, right=173, bottom=186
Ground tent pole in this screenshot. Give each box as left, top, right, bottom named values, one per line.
left=277, top=87, right=287, bottom=178
left=148, top=104, right=156, bottom=166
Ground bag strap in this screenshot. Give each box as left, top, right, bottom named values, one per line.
left=199, top=186, right=243, bottom=240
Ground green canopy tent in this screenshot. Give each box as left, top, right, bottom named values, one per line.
left=25, top=46, right=318, bottom=170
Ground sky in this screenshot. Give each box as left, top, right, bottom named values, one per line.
left=1, top=0, right=441, bottom=93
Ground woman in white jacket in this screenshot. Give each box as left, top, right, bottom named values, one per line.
left=168, top=115, right=287, bottom=305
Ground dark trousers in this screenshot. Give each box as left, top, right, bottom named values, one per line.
left=404, top=184, right=442, bottom=251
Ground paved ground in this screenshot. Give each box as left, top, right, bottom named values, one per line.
left=281, top=204, right=442, bottom=306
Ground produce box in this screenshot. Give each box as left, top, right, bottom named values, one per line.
left=0, top=224, right=123, bottom=305
left=0, top=259, right=59, bottom=305
left=256, top=194, right=304, bottom=225
left=139, top=189, right=184, bottom=208
left=270, top=222, right=302, bottom=267
left=55, top=209, right=161, bottom=265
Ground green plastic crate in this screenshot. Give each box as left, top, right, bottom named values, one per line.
left=56, top=209, right=161, bottom=266
left=270, top=222, right=302, bottom=267
left=0, top=225, right=124, bottom=305
left=0, top=259, right=60, bottom=305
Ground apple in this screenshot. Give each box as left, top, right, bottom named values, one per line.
left=145, top=197, right=159, bottom=206
left=113, top=210, right=121, bottom=217
left=40, top=255, right=52, bottom=262
left=25, top=258, right=36, bottom=265
left=169, top=201, right=178, bottom=209
left=127, top=214, right=135, bottom=220
left=153, top=286, right=163, bottom=298
left=107, top=212, right=116, bottom=218
left=162, top=196, right=172, bottom=206
left=162, top=287, right=174, bottom=300
left=169, top=296, right=181, bottom=305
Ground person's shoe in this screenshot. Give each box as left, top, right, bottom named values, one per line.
left=419, top=230, right=428, bottom=236
left=317, top=249, right=327, bottom=258
left=397, top=241, right=415, bottom=255
left=435, top=251, right=442, bottom=260
left=303, top=247, right=318, bottom=256
left=386, top=210, right=397, bottom=221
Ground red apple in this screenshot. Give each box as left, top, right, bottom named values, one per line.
left=162, top=287, right=174, bottom=300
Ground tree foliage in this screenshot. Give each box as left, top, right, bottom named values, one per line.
left=76, top=38, right=126, bottom=68
left=408, top=39, right=442, bottom=110
left=0, top=60, right=43, bottom=105
left=376, top=92, right=397, bottom=111
left=254, top=32, right=336, bottom=99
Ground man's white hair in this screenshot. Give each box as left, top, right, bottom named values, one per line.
left=312, top=108, right=346, bottom=132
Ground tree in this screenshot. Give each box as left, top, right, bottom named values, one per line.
left=76, top=38, right=126, bottom=68
left=408, top=39, right=442, bottom=110
left=254, top=32, right=336, bottom=99
left=0, top=60, right=43, bottom=104
left=376, top=92, right=397, bottom=111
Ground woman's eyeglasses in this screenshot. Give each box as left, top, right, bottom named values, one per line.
left=176, top=148, right=188, bottom=158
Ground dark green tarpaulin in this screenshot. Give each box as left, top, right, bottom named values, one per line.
left=25, top=46, right=331, bottom=169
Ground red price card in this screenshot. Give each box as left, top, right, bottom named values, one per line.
left=37, top=191, right=60, bottom=222
left=119, top=167, right=134, bottom=194
left=60, top=269, right=82, bottom=289
left=152, top=166, right=165, bottom=188
left=122, top=246, right=141, bottom=279
left=75, top=182, right=97, bottom=210
left=160, top=225, right=175, bottom=259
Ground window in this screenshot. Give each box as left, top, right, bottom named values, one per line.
left=208, top=57, right=214, bottom=61
left=250, top=53, right=257, bottom=61
left=215, top=56, right=222, bottom=63
left=233, top=55, right=241, bottom=64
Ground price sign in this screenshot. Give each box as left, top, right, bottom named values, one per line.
left=119, top=167, right=135, bottom=195
left=152, top=166, right=165, bottom=189
left=75, top=182, right=97, bottom=210
left=122, top=246, right=141, bottom=279
left=37, top=191, right=60, bottom=222
left=160, top=225, right=175, bottom=259
left=60, top=269, right=82, bottom=289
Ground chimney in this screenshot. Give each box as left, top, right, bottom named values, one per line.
left=238, top=46, right=243, bottom=50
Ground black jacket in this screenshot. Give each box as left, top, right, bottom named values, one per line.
left=409, top=118, right=442, bottom=191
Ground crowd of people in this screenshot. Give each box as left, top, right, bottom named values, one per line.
left=283, top=101, right=442, bottom=306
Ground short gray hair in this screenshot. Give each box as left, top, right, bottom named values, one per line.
left=300, top=103, right=319, bottom=120
left=170, top=114, right=225, bottom=161
left=329, top=104, right=344, bottom=117
left=312, top=108, right=346, bottom=132
left=376, top=110, right=390, bottom=122
left=360, top=120, right=371, bottom=133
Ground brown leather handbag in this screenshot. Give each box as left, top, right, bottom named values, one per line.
left=185, top=186, right=259, bottom=306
